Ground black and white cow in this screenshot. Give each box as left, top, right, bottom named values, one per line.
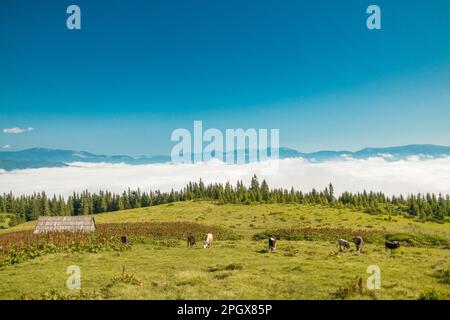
left=269, top=236, right=277, bottom=253
left=385, top=241, right=400, bottom=252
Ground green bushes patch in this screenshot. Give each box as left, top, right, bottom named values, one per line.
left=21, top=289, right=104, bottom=300
left=434, top=269, right=450, bottom=285
left=207, top=263, right=243, bottom=273
left=331, top=276, right=377, bottom=300
left=418, top=289, right=440, bottom=300
left=253, top=227, right=381, bottom=242
left=253, top=227, right=448, bottom=248
left=0, top=232, right=130, bottom=268
left=97, top=222, right=240, bottom=241
left=0, top=222, right=239, bottom=268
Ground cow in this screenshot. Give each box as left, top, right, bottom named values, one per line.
left=268, top=236, right=277, bottom=253
left=204, top=233, right=213, bottom=249
left=385, top=241, right=400, bottom=252
left=353, top=236, right=364, bottom=252
left=187, top=235, right=196, bottom=248
left=120, top=235, right=129, bottom=244
left=338, top=239, right=351, bottom=252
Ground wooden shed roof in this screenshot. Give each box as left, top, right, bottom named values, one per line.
left=33, top=216, right=96, bottom=234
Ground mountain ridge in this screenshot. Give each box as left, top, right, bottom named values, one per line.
left=1, top=144, right=450, bottom=171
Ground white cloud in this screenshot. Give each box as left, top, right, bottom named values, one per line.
left=0, top=157, right=450, bottom=198
left=377, top=153, right=394, bottom=159
left=1, top=145, right=11, bottom=149
left=3, top=127, right=34, bottom=134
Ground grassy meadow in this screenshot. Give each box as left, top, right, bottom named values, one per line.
left=0, top=201, right=449, bottom=300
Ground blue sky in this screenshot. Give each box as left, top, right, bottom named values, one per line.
left=1, top=0, right=449, bottom=155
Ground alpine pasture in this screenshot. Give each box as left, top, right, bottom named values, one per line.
left=0, top=201, right=449, bottom=300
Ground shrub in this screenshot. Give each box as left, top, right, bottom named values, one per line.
left=418, top=289, right=440, bottom=300
left=224, top=263, right=243, bottom=271
left=110, top=266, right=143, bottom=286
left=434, top=269, right=450, bottom=285
left=21, top=289, right=103, bottom=300
left=253, top=227, right=383, bottom=242
left=332, top=276, right=364, bottom=300
left=0, top=222, right=239, bottom=268
left=213, top=272, right=232, bottom=280
left=207, top=263, right=243, bottom=272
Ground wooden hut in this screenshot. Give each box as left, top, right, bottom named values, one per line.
left=33, top=216, right=96, bottom=234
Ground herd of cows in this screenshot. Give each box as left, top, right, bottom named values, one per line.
left=185, top=233, right=402, bottom=253
left=337, top=237, right=401, bottom=252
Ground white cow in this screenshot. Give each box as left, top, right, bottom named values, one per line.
left=204, top=233, right=213, bottom=249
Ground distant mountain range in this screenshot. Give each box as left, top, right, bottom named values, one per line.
left=0, top=148, right=170, bottom=171
left=1, top=144, right=450, bottom=171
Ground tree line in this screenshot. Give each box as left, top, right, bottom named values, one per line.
left=0, top=176, right=449, bottom=226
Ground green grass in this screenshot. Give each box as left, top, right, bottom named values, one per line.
left=0, top=201, right=449, bottom=300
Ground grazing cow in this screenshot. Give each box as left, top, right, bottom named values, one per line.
left=353, top=236, right=364, bottom=252
left=385, top=241, right=400, bottom=252
left=268, top=236, right=277, bottom=253
left=187, top=235, right=196, bottom=248
left=338, top=239, right=351, bottom=252
left=120, top=235, right=128, bottom=244
left=204, top=233, right=213, bottom=249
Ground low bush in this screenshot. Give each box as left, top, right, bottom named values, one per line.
left=434, top=269, right=450, bottom=285
left=21, top=289, right=104, bottom=300
left=418, top=289, right=440, bottom=300
left=332, top=276, right=364, bottom=300
left=253, top=227, right=448, bottom=248
left=207, top=263, right=243, bottom=273
left=0, top=222, right=239, bottom=268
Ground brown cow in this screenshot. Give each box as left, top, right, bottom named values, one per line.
left=354, top=236, right=364, bottom=252
left=187, top=235, right=196, bottom=248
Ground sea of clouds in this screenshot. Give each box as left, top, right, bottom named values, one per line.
left=0, top=156, right=450, bottom=197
